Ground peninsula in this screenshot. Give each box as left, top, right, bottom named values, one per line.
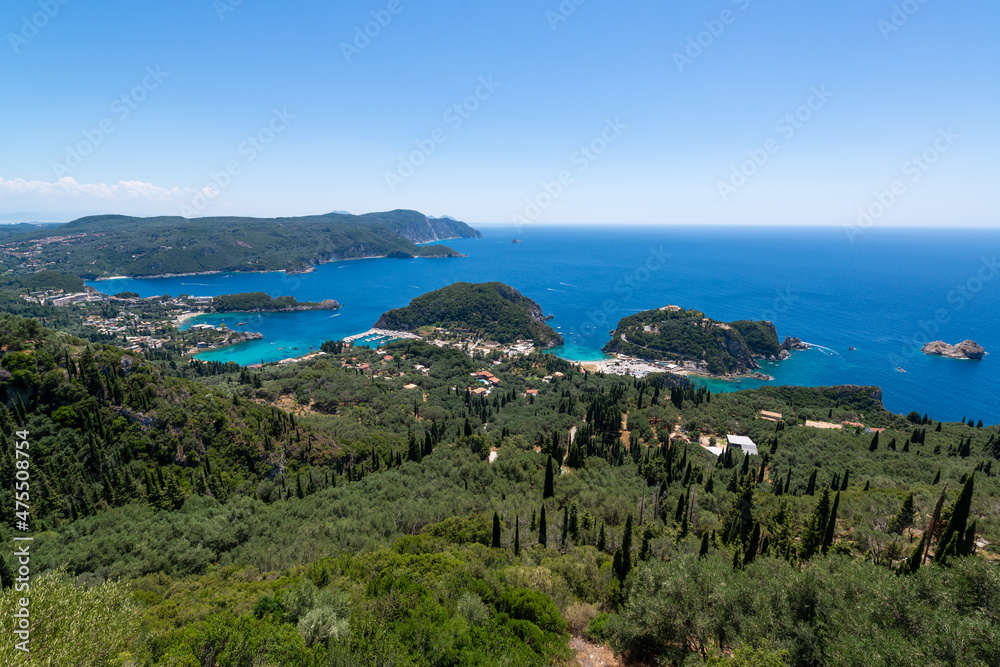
left=0, top=209, right=480, bottom=279
left=374, top=281, right=563, bottom=348
left=602, top=305, right=785, bottom=376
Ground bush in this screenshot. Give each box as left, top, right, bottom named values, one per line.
left=564, top=601, right=597, bottom=636
left=584, top=612, right=610, bottom=643
left=297, top=606, right=350, bottom=647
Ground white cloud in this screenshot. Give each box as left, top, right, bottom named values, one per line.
left=0, top=176, right=197, bottom=202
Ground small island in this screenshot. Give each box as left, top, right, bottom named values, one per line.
left=212, top=292, right=341, bottom=313
left=603, top=305, right=790, bottom=377
left=922, top=339, right=986, bottom=360
left=374, top=281, right=562, bottom=348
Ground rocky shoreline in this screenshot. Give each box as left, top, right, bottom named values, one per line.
left=922, top=340, right=985, bottom=360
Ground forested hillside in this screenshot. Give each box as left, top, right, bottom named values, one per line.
left=0, top=210, right=479, bottom=278
left=375, top=282, right=563, bottom=347
left=0, top=314, right=998, bottom=665
left=604, top=307, right=784, bottom=375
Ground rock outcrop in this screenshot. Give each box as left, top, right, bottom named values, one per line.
left=781, top=336, right=810, bottom=351
left=921, top=340, right=985, bottom=360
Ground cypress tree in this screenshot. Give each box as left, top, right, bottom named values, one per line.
left=543, top=456, right=555, bottom=499
left=801, top=488, right=831, bottom=560
left=744, top=522, right=762, bottom=566
left=937, top=475, right=975, bottom=564
left=932, top=470, right=941, bottom=485
left=514, top=516, right=520, bottom=556
left=698, top=532, right=710, bottom=559
left=492, top=512, right=501, bottom=548
left=612, top=547, right=626, bottom=583
left=863, top=480, right=870, bottom=492
left=0, top=556, right=14, bottom=591
left=561, top=505, right=569, bottom=546
left=538, top=505, right=547, bottom=547
left=924, top=485, right=949, bottom=563
left=840, top=469, right=850, bottom=491
left=598, top=522, right=607, bottom=552
left=869, top=432, right=879, bottom=452
left=619, top=515, right=634, bottom=581
left=902, top=531, right=927, bottom=575
left=805, top=469, right=817, bottom=496
left=889, top=493, right=915, bottom=534
left=639, top=527, right=653, bottom=561
left=822, top=491, right=840, bottom=555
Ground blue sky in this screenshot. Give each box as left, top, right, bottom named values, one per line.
left=0, top=0, right=997, bottom=226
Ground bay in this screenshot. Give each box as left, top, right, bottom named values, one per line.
left=89, top=225, right=1000, bottom=424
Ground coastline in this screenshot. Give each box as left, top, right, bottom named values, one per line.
left=91, top=250, right=468, bottom=281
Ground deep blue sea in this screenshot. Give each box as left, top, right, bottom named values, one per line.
left=89, top=225, right=1000, bottom=424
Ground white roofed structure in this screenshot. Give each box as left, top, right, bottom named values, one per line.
left=726, top=435, right=758, bottom=456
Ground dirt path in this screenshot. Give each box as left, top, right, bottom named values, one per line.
left=571, top=637, right=623, bottom=667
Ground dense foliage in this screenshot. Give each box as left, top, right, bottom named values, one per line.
left=0, top=312, right=998, bottom=665
left=604, top=307, right=782, bottom=375
left=375, top=282, right=563, bottom=347
left=212, top=292, right=340, bottom=312
left=0, top=210, right=480, bottom=278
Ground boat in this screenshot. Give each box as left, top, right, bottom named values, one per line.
left=511, top=239, right=522, bottom=244
left=897, top=367, right=906, bottom=373
left=237, top=322, right=247, bottom=326
left=848, top=346, right=855, bottom=351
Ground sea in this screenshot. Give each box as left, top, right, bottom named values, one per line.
left=89, top=225, right=1000, bottom=425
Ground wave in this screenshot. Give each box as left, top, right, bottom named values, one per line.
left=559, top=282, right=577, bottom=287
left=801, top=342, right=840, bottom=356
left=181, top=283, right=212, bottom=286
left=547, top=288, right=568, bottom=293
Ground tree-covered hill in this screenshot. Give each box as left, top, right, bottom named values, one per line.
left=603, top=306, right=783, bottom=375
left=0, top=313, right=998, bottom=665
left=0, top=209, right=480, bottom=279
left=375, top=282, right=564, bottom=347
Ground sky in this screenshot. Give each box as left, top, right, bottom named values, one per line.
left=0, top=0, right=997, bottom=226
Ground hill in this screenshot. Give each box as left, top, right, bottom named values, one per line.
left=603, top=305, right=783, bottom=375
left=0, top=209, right=480, bottom=278
left=375, top=282, right=563, bottom=347
left=0, top=312, right=997, bottom=664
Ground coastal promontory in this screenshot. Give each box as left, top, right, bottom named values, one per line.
left=922, top=340, right=986, bottom=360
left=374, top=282, right=563, bottom=347
left=0, top=209, right=480, bottom=279
left=602, top=305, right=784, bottom=376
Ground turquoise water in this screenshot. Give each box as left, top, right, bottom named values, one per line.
left=89, top=225, right=1000, bottom=424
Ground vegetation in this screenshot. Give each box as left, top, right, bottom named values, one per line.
left=604, top=306, right=782, bottom=375
left=0, top=210, right=480, bottom=279
left=0, top=311, right=998, bottom=665
left=375, top=282, right=563, bottom=347
left=212, top=292, right=340, bottom=313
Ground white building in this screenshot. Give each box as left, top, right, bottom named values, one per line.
left=726, top=435, right=758, bottom=456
